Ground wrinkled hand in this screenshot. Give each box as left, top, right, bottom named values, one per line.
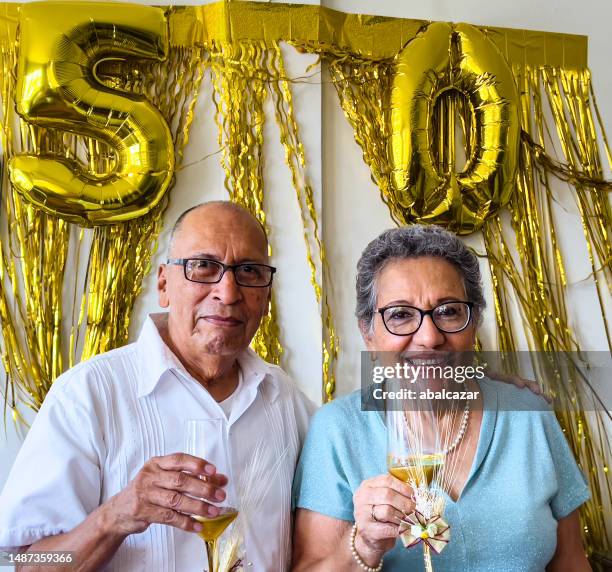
left=352, top=474, right=415, bottom=565
left=486, top=369, right=552, bottom=403
left=102, top=453, right=229, bottom=537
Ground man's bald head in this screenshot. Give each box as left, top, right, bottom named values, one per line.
left=168, top=201, right=268, bottom=257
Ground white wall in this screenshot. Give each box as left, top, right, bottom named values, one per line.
left=1, top=0, right=610, bottom=495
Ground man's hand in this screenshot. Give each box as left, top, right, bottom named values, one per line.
left=15, top=453, right=229, bottom=572
left=486, top=368, right=552, bottom=402
left=101, top=452, right=229, bottom=537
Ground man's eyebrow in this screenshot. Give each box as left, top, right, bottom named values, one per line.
left=189, top=252, right=221, bottom=260
left=188, top=252, right=268, bottom=264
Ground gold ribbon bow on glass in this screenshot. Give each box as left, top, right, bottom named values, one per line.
left=400, top=511, right=451, bottom=555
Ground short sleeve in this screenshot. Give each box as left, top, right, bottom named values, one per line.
left=0, top=376, right=105, bottom=549
left=292, top=387, right=318, bottom=447
left=292, top=403, right=354, bottom=522
left=542, top=411, right=591, bottom=519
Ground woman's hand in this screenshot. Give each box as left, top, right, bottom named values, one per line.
left=352, top=474, right=416, bottom=566
left=292, top=474, right=416, bottom=570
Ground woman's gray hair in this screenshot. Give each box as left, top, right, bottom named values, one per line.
left=355, top=224, right=486, bottom=332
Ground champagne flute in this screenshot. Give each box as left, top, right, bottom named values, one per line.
left=184, top=419, right=239, bottom=572
left=387, top=409, right=444, bottom=488
left=386, top=392, right=444, bottom=489
left=386, top=391, right=444, bottom=572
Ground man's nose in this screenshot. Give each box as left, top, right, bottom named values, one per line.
left=411, top=314, right=446, bottom=348
left=211, top=268, right=242, bottom=304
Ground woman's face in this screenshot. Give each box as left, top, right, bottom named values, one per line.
left=362, top=256, right=477, bottom=359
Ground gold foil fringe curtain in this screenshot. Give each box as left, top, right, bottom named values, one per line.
left=206, top=39, right=338, bottom=397
left=298, top=36, right=611, bottom=554
left=0, top=38, right=204, bottom=417
left=485, top=65, right=612, bottom=553
left=207, top=40, right=283, bottom=365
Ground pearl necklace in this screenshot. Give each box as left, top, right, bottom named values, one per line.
left=403, top=399, right=471, bottom=456
left=441, top=399, right=470, bottom=455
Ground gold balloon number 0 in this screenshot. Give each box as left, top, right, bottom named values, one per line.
left=9, top=3, right=174, bottom=226
left=389, top=22, right=520, bottom=234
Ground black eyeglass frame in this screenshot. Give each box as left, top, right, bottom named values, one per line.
left=377, top=301, right=474, bottom=336
left=166, top=258, right=277, bottom=288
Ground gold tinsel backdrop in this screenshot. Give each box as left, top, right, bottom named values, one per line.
left=0, top=0, right=609, bottom=559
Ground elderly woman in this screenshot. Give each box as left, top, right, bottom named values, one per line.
left=291, top=225, right=590, bottom=571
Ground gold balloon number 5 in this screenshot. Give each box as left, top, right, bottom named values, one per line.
left=9, top=3, right=174, bottom=226
left=389, top=22, right=520, bottom=234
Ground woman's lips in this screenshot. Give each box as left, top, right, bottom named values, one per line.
left=202, top=315, right=243, bottom=327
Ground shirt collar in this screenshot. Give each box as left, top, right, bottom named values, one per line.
left=136, top=312, right=281, bottom=402
left=237, top=346, right=281, bottom=403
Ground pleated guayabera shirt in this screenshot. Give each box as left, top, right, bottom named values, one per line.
left=0, top=314, right=315, bottom=571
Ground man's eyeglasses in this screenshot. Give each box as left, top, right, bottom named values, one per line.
left=378, top=301, right=474, bottom=336
left=166, top=258, right=276, bottom=288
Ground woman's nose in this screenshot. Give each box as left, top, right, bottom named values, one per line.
left=410, top=314, right=446, bottom=348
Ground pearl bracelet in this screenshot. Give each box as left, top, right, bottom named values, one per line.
left=349, top=523, right=384, bottom=572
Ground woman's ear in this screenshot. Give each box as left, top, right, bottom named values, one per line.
left=468, top=311, right=479, bottom=344
left=359, top=319, right=374, bottom=350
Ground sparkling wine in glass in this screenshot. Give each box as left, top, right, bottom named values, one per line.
left=386, top=387, right=444, bottom=488
left=184, top=419, right=239, bottom=572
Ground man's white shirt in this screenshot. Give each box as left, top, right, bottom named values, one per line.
left=0, top=313, right=315, bottom=571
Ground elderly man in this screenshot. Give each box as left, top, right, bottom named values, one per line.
left=0, top=201, right=314, bottom=571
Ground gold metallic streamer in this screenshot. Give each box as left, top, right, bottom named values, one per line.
left=167, top=3, right=589, bottom=70
left=539, top=68, right=612, bottom=350
left=208, top=39, right=283, bottom=365
left=0, top=20, right=67, bottom=415
left=523, top=131, right=612, bottom=193
left=268, top=42, right=338, bottom=402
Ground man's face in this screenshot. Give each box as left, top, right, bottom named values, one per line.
left=158, top=205, right=271, bottom=360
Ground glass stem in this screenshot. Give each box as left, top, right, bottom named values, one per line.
left=424, top=544, right=434, bottom=572
left=205, top=539, right=216, bottom=572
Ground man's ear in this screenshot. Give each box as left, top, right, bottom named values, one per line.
left=259, top=288, right=272, bottom=318
left=158, top=264, right=169, bottom=308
